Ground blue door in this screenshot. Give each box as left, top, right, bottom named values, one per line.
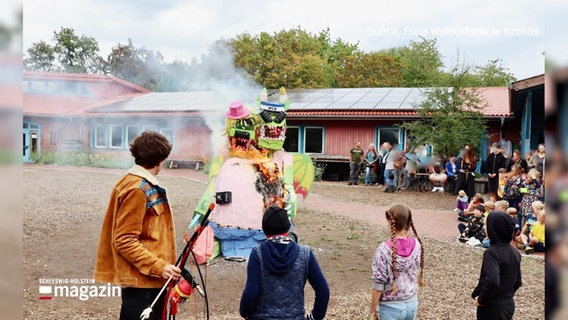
left=23, top=128, right=30, bottom=162
left=23, top=122, right=40, bottom=162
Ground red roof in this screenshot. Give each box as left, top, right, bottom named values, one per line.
left=22, top=72, right=511, bottom=119
left=288, top=87, right=511, bottom=119
left=475, top=87, right=510, bottom=117
left=23, top=71, right=151, bottom=94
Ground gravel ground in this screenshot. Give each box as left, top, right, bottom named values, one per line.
left=23, top=166, right=544, bottom=319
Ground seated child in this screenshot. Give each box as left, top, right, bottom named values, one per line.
left=483, top=201, right=495, bottom=218
left=453, top=190, right=469, bottom=214
left=480, top=202, right=495, bottom=248
left=458, top=204, right=486, bottom=244
left=506, top=207, right=519, bottom=235
left=494, top=199, right=509, bottom=212
left=515, top=201, right=543, bottom=248
left=429, top=164, right=447, bottom=192
left=520, top=211, right=545, bottom=254
left=458, top=193, right=484, bottom=222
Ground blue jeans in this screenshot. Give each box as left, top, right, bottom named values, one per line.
left=379, top=300, right=418, bottom=320
left=365, top=166, right=374, bottom=184
left=384, top=169, right=394, bottom=187
left=393, top=169, right=403, bottom=189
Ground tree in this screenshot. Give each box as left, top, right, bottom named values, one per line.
left=228, top=27, right=363, bottom=88
left=386, top=37, right=444, bottom=87
left=24, top=27, right=103, bottom=73
left=106, top=39, right=171, bottom=91
left=336, top=51, right=403, bottom=87
left=52, top=27, right=101, bottom=73
left=24, top=40, right=56, bottom=71
left=473, top=58, right=517, bottom=86
left=400, top=69, right=487, bottom=157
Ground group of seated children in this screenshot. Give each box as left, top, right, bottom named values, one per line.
left=454, top=190, right=545, bottom=254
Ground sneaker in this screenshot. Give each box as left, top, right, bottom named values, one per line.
left=437, top=187, right=445, bottom=193
left=348, top=182, right=352, bottom=185
left=431, top=187, right=437, bottom=192
left=458, top=236, right=469, bottom=243
left=524, top=247, right=534, bottom=254
left=453, top=208, right=461, bottom=213
left=516, top=243, right=525, bottom=250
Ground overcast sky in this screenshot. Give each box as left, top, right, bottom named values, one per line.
left=22, top=0, right=565, bottom=81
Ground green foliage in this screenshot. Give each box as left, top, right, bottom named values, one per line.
left=401, top=68, right=487, bottom=157
left=31, top=151, right=55, bottom=164
left=313, top=162, right=327, bottom=181
left=385, top=37, right=444, bottom=87
left=30, top=151, right=133, bottom=168
left=472, top=58, right=517, bottom=86
left=336, top=51, right=403, bottom=87
left=229, top=27, right=373, bottom=88
left=104, top=39, right=170, bottom=91
left=202, top=161, right=211, bottom=175
left=24, top=40, right=56, bottom=72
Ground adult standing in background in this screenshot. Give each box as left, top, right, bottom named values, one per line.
left=486, top=143, right=506, bottom=197
left=382, top=141, right=397, bottom=193
left=532, top=144, right=545, bottom=177
left=364, top=143, right=379, bottom=186
left=376, top=144, right=387, bottom=186
left=348, top=141, right=364, bottom=185
left=455, top=144, right=477, bottom=199
left=506, top=150, right=528, bottom=174
left=445, top=155, right=460, bottom=195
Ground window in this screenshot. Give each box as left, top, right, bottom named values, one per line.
left=29, top=80, right=46, bottom=93
left=377, top=128, right=401, bottom=148
left=160, top=129, right=174, bottom=144
left=95, top=126, right=108, bottom=148
left=283, top=127, right=299, bottom=152
left=49, top=130, right=64, bottom=145
left=110, top=126, right=123, bottom=148
left=304, top=127, right=324, bottom=154
left=126, top=126, right=140, bottom=145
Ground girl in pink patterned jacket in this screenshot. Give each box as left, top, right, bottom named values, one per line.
left=370, top=204, right=424, bottom=320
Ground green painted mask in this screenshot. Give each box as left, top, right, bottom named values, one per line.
left=257, top=88, right=290, bottom=151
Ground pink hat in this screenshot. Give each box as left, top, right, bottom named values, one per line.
left=226, top=101, right=250, bottom=119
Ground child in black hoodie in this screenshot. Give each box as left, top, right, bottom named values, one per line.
left=472, top=211, right=522, bottom=320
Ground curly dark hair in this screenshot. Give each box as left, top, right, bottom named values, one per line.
left=130, top=131, right=172, bottom=168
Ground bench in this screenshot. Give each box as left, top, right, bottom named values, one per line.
left=167, top=160, right=204, bottom=170
left=407, top=172, right=431, bottom=191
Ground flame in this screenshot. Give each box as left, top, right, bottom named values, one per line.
left=257, top=162, right=282, bottom=183
left=229, top=145, right=269, bottom=160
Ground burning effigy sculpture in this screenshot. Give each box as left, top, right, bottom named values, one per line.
left=191, top=88, right=314, bottom=260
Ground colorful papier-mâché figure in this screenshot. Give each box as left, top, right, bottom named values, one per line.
left=257, top=87, right=289, bottom=150
left=190, top=90, right=314, bottom=261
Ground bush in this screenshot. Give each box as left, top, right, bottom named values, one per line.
left=31, top=151, right=55, bottom=164
left=89, top=153, right=132, bottom=169
left=202, top=161, right=211, bottom=175
left=30, top=151, right=133, bottom=169
left=314, top=162, right=327, bottom=181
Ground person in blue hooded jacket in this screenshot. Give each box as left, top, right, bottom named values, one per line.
left=472, top=211, right=522, bottom=320
left=239, top=206, right=330, bottom=320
